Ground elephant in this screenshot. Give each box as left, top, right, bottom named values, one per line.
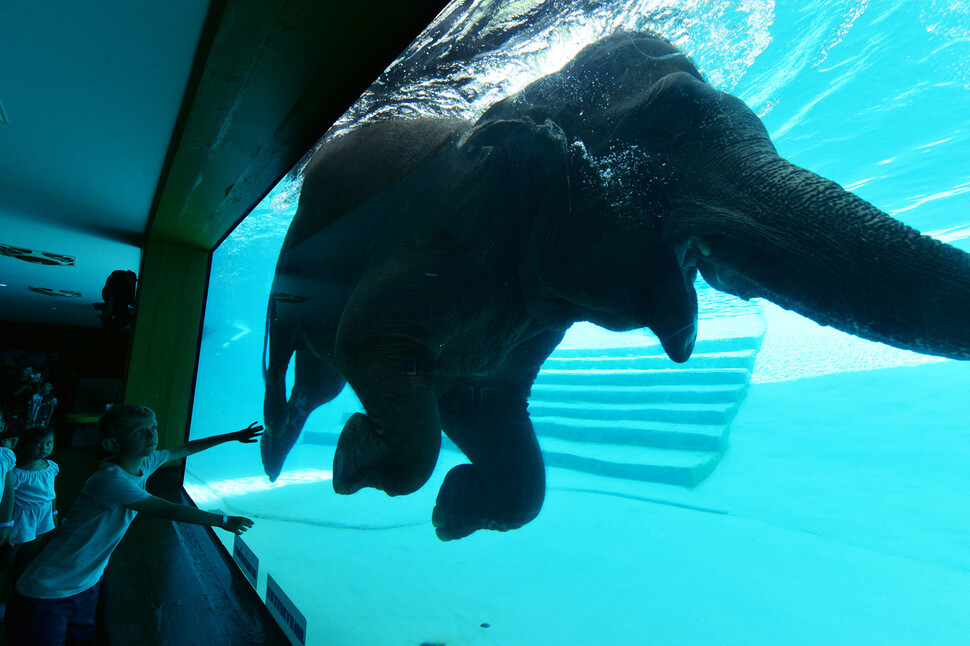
left=261, top=31, right=970, bottom=541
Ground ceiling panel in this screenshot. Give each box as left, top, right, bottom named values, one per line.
left=0, top=0, right=211, bottom=326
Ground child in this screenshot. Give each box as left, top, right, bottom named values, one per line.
left=9, top=426, right=59, bottom=586
left=5, top=404, right=262, bottom=645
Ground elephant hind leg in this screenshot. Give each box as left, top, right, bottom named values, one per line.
left=432, top=331, right=561, bottom=541
left=261, top=348, right=345, bottom=481
left=434, top=384, right=546, bottom=541
left=330, top=257, right=455, bottom=499
left=330, top=345, right=443, bottom=498
left=332, top=410, right=439, bottom=497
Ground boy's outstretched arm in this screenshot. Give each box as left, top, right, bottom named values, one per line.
left=126, top=496, right=254, bottom=535
left=165, top=422, right=263, bottom=463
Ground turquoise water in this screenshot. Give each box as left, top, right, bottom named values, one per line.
left=187, top=2, right=970, bottom=644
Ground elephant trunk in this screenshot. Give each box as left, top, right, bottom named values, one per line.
left=666, top=156, right=970, bottom=360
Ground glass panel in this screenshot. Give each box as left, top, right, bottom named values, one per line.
left=188, top=2, right=970, bottom=644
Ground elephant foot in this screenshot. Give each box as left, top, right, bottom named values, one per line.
left=261, top=391, right=311, bottom=482
left=260, top=428, right=301, bottom=483
left=432, top=464, right=541, bottom=541
left=332, top=412, right=435, bottom=497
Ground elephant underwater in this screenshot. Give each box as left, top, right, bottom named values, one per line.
left=261, top=31, right=970, bottom=541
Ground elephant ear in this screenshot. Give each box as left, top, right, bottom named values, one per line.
left=458, top=116, right=567, bottom=156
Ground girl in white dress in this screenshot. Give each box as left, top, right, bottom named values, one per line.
left=9, top=425, right=58, bottom=582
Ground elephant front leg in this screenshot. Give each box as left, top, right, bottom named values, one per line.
left=262, top=348, right=346, bottom=481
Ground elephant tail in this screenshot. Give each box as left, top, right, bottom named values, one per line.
left=263, top=292, right=305, bottom=382
left=262, top=295, right=290, bottom=431
left=262, top=296, right=274, bottom=383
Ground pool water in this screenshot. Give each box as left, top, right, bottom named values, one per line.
left=186, top=1, right=970, bottom=644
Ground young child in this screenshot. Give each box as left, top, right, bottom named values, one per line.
left=5, top=404, right=262, bottom=645
left=8, top=426, right=59, bottom=586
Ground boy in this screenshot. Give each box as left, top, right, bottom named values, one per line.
left=5, top=404, right=262, bottom=645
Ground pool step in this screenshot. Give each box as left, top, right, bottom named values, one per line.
left=538, top=437, right=722, bottom=488
left=549, top=335, right=762, bottom=358
left=534, top=367, right=750, bottom=387
left=530, top=383, right=745, bottom=405
left=540, top=349, right=757, bottom=371
left=529, top=417, right=726, bottom=452
left=529, top=401, right=735, bottom=426
left=527, top=330, right=763, bottom=486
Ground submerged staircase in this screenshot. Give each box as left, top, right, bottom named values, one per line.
left=529, top=321, right=764, bottom=487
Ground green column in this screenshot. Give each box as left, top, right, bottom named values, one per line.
left=124, top=239, right=209, bottom=449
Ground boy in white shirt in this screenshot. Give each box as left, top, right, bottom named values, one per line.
left=5, top=404, right=262, bottom=645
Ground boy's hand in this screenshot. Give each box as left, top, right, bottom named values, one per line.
left=165, top=422, right=264, bottom=462
left=230, top=422, right=263, bottom=444
left=223, top=516, right=254, bottom=535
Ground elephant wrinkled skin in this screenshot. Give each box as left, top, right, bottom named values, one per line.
left=261, top=31, right=970, bottom=541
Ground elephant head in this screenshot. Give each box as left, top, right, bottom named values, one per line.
left=474, top=31, right=970, bottom=360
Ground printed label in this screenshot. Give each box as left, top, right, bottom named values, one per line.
left=232, top=535, right=258, bottom=588
left=266, top=574, right=307, bottom=646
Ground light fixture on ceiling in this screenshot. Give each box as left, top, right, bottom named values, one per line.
left=28, top=287, right=82, bottom=298
left=0, top=244, right=75, bottom=266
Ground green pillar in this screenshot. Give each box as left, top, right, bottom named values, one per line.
left=124, top=239, right=209, bottom=449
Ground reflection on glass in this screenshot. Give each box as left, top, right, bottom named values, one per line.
left=188, top=1, right=970, bottom=643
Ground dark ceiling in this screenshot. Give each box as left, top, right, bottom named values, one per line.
left=0, top=0, right=447, bottom=327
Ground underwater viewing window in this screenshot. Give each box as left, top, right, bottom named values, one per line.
left=187, top=1, right=970, bottom=644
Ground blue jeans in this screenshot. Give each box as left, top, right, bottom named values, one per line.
left=5, top=582, right=100, bottom=646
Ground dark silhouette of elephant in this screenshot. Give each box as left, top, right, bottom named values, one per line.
left=261, top=31, right=970, bottom=541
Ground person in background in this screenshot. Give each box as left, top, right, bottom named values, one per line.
left=94, top=269, right=137, bottom=330
left=5, top=404, right=261, bottom=645
left=0, top=431, right=19, bottom=451
left=0, top=357, right=29, bottom=411
left=26, top=382, right=57, bottom=427
left=0, top=411, right=17, bottom=450
left=7, top=367, right=42, bottom=435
